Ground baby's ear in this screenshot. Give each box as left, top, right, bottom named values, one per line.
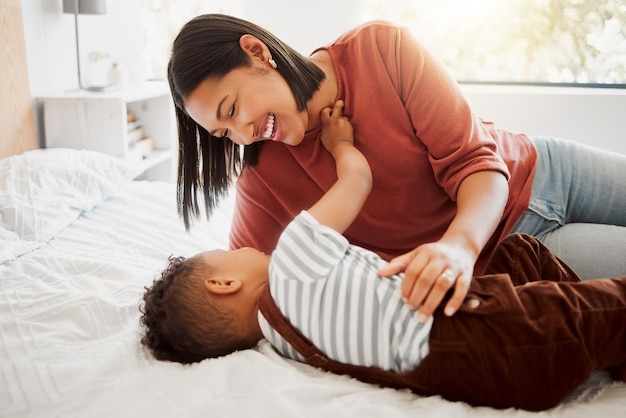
left=204, top=278, right=242, bottom=295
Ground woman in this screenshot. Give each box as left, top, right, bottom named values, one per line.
left=167, top=13, right=626, bottom=322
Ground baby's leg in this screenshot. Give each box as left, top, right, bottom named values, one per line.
left=484, top=233, right=581, bottom=285
left=422, top=274, right=626, bottom=411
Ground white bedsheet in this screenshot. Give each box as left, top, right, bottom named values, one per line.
left=1, top=168, right=625, bottom=417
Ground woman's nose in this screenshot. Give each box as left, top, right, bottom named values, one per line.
left=228, top=122, right=254, bottom=145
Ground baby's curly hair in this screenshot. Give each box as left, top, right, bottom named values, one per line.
left=139, top=255, right=247, bottom=364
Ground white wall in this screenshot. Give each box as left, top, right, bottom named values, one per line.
left=243, top=0, right=363, bottom=55
left=21, top=0, right=144, bottom=96
left=462, top=84, right=626, bottom=155
left=20, top=0, right=625, bottom=154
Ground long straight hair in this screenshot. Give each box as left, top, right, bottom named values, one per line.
left=168, top=14, right=326, bottom=230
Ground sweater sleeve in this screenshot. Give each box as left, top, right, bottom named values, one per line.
left=385, top=24, right=510, bottom=198
left=271, top=211, right=349, bottom=283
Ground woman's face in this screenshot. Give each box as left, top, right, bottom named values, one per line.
left=183, top=62, right=309, bottom=147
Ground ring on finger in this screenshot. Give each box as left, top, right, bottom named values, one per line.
left=440, top=268, right=455, bottom=283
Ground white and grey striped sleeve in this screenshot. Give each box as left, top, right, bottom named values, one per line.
left=271, top=210, right=349, bottom=284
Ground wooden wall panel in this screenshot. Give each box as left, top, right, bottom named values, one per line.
left=0, top=0, right=37, bottom=159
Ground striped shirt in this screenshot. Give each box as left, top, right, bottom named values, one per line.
left=258, top=211, right=433, bottom=372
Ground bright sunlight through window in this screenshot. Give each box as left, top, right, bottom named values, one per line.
left=361, top=0, right=626, bottom=86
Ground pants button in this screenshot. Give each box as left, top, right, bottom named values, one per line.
left=464, top=298, right=480, bottom=309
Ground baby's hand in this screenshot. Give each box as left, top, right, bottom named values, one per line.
left=320, top=100, right=354, bottom=153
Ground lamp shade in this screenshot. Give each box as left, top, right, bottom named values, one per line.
left=63, top=0, right=106, bottom=15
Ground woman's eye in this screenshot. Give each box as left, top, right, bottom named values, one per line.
left=228, top=104, right=235, bottom=118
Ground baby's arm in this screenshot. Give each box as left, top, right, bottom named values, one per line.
left=308, top=100, right=372, bottom=234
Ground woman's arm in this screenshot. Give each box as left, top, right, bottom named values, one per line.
left=308, top=100, right=372, bottom=233
left=379, top=170, right=508, bottom=321
left=374, top=24, right=510, bottom=321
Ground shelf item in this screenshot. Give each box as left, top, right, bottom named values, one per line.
left=38, top=81, right=176, bottom=182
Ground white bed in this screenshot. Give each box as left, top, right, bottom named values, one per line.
left=1, top=148, right=625, bottom=418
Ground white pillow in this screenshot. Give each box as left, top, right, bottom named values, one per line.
left=0, top=148, right=140, bottom=263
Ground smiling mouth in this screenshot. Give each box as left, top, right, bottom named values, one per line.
left=260, top=113, right=275, bottom=140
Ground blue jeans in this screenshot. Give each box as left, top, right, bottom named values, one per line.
left=510, top=136, right=626, bottom=280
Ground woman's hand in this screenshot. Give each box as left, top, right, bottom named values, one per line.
left=378, top=242, right=474, bottom=322
left=379, top=170, right=509, bottom=322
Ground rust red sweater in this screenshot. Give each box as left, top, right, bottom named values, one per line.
left=230, top=21, right=537, bottom=274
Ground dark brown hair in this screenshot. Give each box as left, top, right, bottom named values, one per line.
left=167, top=14, right=326, bottom=230
left=140, top=255, right=251, bottom=364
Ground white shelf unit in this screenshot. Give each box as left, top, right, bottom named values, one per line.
left=39, top=82, right=177, bottom=182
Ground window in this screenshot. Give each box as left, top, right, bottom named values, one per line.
left=360, top=0, right=626, bottom=86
